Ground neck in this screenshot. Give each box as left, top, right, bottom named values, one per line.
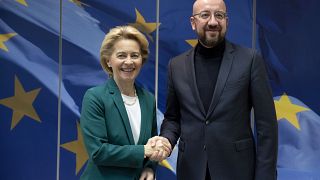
left=114, top=78, right=135, bottom=96
left=198, top=38, right=225, bottom=49
left=196, top=39, right=225, bottom=58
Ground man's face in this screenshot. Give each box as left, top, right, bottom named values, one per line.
left=191, top=0, right=228, bottom=48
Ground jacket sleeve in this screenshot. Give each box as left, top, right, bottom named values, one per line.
left=160, top=59, right=181, bottom=148
left=250, top=51, right=278, bottom=180
left=80, top=89, right=145, bottom=168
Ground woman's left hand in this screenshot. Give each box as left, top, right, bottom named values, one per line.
left=139, top=168, right=154, bottom=180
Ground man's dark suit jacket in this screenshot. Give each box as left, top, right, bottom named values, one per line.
left=160, top=40, right=278, bottom=180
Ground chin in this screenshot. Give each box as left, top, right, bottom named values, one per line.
left=120, top=76, right=136, bottom=82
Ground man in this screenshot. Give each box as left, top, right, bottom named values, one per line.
left=150, top=0, right=278, bottom=179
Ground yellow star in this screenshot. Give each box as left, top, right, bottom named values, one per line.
left=15, top=0, right=28, bottom=6
left=274, top=94, right=310, bottom=130
left=0, top=76, right=41, bottom=130
left=160, top=159, right=174, bottom=172
left=129, top=8, right=160, bottom=41
left=0, top=33, right=17, bottom=52
left=61, top=121, right=88, bottom=175
left=69, top=0, right=89, bottom=7
left=186, top=39, right=198, bottom=47
left=69, top=0, right=81, bottom=6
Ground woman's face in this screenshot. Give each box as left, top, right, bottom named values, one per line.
left=108, top=39, right=143, bottom=84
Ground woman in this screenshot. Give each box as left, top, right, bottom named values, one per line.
left=80, top=26, right=158, bottom=180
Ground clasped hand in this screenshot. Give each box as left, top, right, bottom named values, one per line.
left=144, top=136, right=172, bottom=161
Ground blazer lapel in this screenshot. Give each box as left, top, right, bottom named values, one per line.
left=206, top=41, right=235, bottom=119
left=107, top=79, right=135, bottom=145
left=186, top=48, right=206, bottom=117
left=136, top=87, right=147, bottom=145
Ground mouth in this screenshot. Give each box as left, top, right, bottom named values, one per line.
left=206, top=28, right=220, bottom=32
left=206, top=30, right=219, bottom=36
left=120, top=67, right=135, bottom=72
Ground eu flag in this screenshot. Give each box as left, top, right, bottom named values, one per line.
left=1, top=0, right=319, bottom=179
left=257, top=0, right=320, bottom=179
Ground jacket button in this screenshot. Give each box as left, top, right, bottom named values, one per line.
left=203, top=145, right=206, bottom=151
left=205, top=120, right=209, bottom=125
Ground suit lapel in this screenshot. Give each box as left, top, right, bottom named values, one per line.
left=186, top=48, right=206, bottom=117
left=206, top=41, right=235, bottom=119
left=107, top=79, right=135, bottom=145
left=136, top=87, right=147, bottom=145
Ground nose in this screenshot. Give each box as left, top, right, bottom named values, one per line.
left=124, top=57, right=134, bottom=64
left=207, top=14, right=218, bottom=26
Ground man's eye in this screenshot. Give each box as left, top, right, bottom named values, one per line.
left=200, top=12, right=210, bottom=19
left=215, top=13, right=224, bottom=19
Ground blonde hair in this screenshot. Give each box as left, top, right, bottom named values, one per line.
left=100, top=25, right=149, bottom=76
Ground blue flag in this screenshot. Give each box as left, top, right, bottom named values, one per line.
left=0, top=0, right=252, bottom=179
left=257, top=0, right=320, bottom=179
left=2, top=0, right=318, bottom=179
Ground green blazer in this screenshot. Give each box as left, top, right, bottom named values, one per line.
left=80, top=78, right=157, bottom=180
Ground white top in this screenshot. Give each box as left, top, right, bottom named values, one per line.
left=121, top=93, right=141, bottom=144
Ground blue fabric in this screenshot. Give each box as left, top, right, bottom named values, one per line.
left=257, top=0, right=320, bottom=179
left=2, top=0, right=318, bottom=179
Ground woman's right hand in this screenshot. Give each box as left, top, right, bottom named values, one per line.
left=144, top=136, right=172, bottom=161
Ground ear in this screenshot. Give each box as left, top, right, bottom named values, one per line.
left=106, top=60, right=111, bottom=67
left=190, top=17, right=196, bottom=30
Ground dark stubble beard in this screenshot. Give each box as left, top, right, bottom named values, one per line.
left=199, top=31, right=225, bottom=48
left=198, top=23, right=226, bottom=47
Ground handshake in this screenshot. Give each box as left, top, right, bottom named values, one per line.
left=144, top=136, right=172, bottom=162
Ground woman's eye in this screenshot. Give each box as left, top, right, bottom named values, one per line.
left=131, top=54, right=140, bottom=59
left=117, top=54, right=127, bottom=59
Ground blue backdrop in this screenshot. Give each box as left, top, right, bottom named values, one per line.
left=0, top=0, right=319, bottom=179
